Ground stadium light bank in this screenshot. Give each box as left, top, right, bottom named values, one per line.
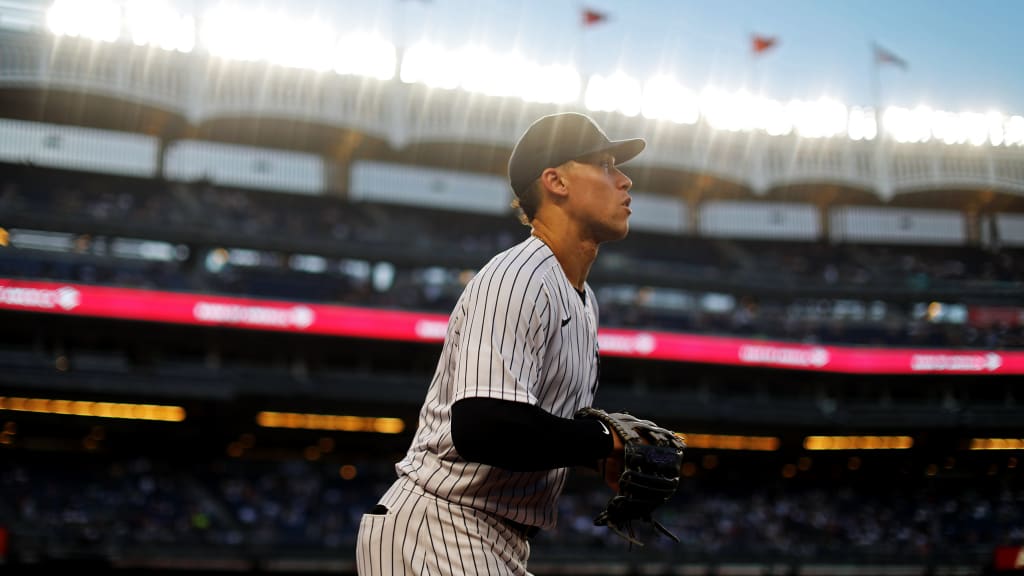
left=42, top=0, right=1024, bottom=147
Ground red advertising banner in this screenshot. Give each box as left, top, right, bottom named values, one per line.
left=2, top=278, right=1023, bottom=375
left=969, top=305, right=1023, bottom=328
left=993, top=546, right=1024, bottom=572
left=0, top=277, right=450, bottom=342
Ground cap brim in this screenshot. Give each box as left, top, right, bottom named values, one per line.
left=583, top=137, right=646, bottom=166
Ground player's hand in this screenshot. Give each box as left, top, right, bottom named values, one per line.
left=599, top=426, right=627, bottom=491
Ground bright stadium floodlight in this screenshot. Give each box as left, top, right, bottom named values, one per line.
left=640, top=75, right=673, bottom=121
left=785, top=100, right=808, bottom=136
left=907, top=105, right=934, bottom=143
left=399, top=42, right=459, bottom=89
left=609, top=71, right=642, bottom=117
left=1006, top=115, right=1024, bottom=146
left=792, top=98, right=847, bottom=139
left=674, top=87, right=701, bottom=125
left=699, top=87, right=729, bottom=130
left=460, top=45, right=515, bottom=97
left=960, top=111, right=989, bottom=146
left=125, top=0, right=195, bottom=53
left=931, top=110, right=963, bottom=145
left=399, top=42, right=432, bottom=84
left=704, top=89, right=762, bottom=133
left=759, top=98, right=792, bottom=136
left=47, top=0, right=121, bottom=42
left=616, top=75, right=635, bottom=116
left=526, top=63, right=580, bottom=104
left=458, top=46, right=495, bottom=94
left=641, top=75, right=698, bottom=124
left=701, top=87, right=747, bottom=132
left=585, top=72, right=641, bottom=117
left=986, top=111, right=1005, bottom=146
left=402, top=44, right=574, bottom=103
left=202, top=4, right=266, bottom=61
left=584, top=74, right=613, bottom=113
left=706, top=88, right=748, bottom=132
left=504, top=55, right=537, bottom=101
left=425, top=46, right=462, bottom=90
left=847, top=106, right=876, bottom=141
left=336, top=32, right=396, bottom=80
left=884, top=106, right=913, bottom=143
left=203, top=4, right=396, bottom=76
left=272, top=17, right=335, bottom=71
left=168, top=14, right=194, bottom=53
left=732, top=90, right=765, bottom=133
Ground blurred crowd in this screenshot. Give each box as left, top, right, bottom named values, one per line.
left=1, top=453, right=1021, bottom=564
left=2, top=164, right=1023, bottom=349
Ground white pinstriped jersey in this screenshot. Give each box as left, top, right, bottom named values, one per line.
left=394, top=234, right=601, bottom=530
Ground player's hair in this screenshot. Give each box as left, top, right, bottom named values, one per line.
left=510, top=178, right=543, bottom=225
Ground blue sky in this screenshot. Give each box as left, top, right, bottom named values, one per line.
left=285, top=0, right=1024, bottom=116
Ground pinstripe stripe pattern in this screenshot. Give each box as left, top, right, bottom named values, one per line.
left=357, top=477, right=533, bottom=576
left=357, top=235, right=601, bottom=574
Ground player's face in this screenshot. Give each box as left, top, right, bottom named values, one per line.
left=566, top=153, right=633, bottom=243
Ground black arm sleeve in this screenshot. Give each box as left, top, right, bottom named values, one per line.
left=451, top=397, right=613, bottom=472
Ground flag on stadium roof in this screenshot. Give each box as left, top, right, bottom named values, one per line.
left=751, top=34, right=778, bottom=55
left=874, top=43, right=908, bottom=69
left=582, top=7, right=609, bottom=27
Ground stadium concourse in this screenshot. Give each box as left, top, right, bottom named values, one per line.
left=0, top=15, right=1023, bottom=576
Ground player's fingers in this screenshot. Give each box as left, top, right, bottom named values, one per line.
left=602, top=455, right=624, bottom=491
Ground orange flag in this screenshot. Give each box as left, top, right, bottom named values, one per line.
left=582, top=8, right=609, bottom=27
left=751, top=34, right=778, bottom=55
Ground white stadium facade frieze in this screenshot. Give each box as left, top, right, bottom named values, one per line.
left=2, top=29, right=1023, bottom=203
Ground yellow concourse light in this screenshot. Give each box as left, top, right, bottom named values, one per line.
left=969, top=438, right=1024, bottom=450
left=0, top=396, right=185, bottom=421
left=257, top=411, right=405, bottom=434
left=681, top=433, right=780, bottom=451
left=803, top=435, right=914, bottom=450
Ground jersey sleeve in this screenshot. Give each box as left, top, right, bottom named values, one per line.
left=451, top=268, right=554, bottom=406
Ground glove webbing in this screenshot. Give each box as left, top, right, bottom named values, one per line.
left=576, top=407, right=685, bottom=547
left=599, top=442, right=682, bottom=547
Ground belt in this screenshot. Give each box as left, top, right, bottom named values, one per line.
left=503, top=518, right=540, bottom=539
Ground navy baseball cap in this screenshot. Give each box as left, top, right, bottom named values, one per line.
left=507, top=112, right=646, bottom=197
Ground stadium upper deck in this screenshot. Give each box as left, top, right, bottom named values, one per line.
left=0, top=27, right=1023, bottom=210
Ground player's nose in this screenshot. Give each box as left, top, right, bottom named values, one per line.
left=616, top=169, right=632, bottom=191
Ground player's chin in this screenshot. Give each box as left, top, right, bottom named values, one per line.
left=595, top=217, right=630, bottom=243
left=609, top=220, right=630, bottom=242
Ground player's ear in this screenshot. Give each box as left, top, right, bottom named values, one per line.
left=539, top=167, right=569, bottom=198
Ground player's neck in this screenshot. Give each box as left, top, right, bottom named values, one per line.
left=530, top=224, right=597, bottom=291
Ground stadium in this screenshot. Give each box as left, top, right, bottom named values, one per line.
left=0, top=1, right=1022, bottom=574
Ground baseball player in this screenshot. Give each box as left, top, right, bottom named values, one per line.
left=356, top=112, right=646, bottom=575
